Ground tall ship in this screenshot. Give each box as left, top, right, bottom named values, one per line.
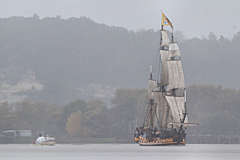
left=134, top=12, right=190, bottom=146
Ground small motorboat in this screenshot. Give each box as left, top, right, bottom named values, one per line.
left=35, top=134, right=56, bottom=146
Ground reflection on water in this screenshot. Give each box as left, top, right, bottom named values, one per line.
left=0, top=144, right=240, bottom=160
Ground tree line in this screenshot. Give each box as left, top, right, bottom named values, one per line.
left=1, top=85, right=240, bottom=143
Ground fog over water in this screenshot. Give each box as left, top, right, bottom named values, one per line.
left=0, top=1, right=240, bottom=158
left=1, top=144, right=240, bottom=160
left=1, top=0, right=240, bottom=38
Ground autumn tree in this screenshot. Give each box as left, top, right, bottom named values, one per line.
left=66, top=111, right=88, bottom=137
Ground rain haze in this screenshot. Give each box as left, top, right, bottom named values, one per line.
left=1, top=0, right=240, bottom=38
left=0, top=1, right=240, bottom=160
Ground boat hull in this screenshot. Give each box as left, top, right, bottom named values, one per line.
left=39, top=141, right=56, bottom=146
left=139, top=142, right=185, bottom=146
left=137, top=137, right=185, bottom=146
left=35, top=136, right=56, bottom=146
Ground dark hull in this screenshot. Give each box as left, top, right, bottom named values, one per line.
left=135, top=129, right=186, bottom=146
left=139, top=142, right=185, bottom=146
left=134, top=127, right=186, bottom=146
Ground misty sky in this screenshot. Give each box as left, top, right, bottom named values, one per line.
left=1, top=0, right=240, bottom=38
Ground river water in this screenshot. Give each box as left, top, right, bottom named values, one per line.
left=0, top=144, right=239, bottom=160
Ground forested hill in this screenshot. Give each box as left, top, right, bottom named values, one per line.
left=0, top=16, right=239, bottom=104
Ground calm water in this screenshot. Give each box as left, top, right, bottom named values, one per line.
left=0, top=144, right=240, bottom=160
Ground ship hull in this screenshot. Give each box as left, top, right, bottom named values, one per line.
left=136, top=135, right=186, bottom=146
left=138, top=138, right=186, bottom=146
left=139, top=142, right=185, bottom=146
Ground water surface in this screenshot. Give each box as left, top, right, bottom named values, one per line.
left=0, top=144, right=239, bottom=160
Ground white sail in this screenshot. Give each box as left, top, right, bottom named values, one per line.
left=161, top=30, right=170, bottom=46
left=156, top=30, right=187, bottom=128
left=165, top=96, right=187, bottom=126
left=153, top=92, right=169, bottom=128
left=166, top=43, right=185, bottom=90
left=160, top=50, right=170, bottom=86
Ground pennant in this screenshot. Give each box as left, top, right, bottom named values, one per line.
left=161, top=12, right=173, bottom=29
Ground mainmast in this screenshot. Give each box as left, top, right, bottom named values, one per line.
left=158, top=12, right=188, bottom=128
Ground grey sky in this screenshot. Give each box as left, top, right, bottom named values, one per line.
left=1, top=0, right=239, bottom=38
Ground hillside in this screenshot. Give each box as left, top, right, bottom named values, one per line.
left=0, top=16, right=239, bottom=104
